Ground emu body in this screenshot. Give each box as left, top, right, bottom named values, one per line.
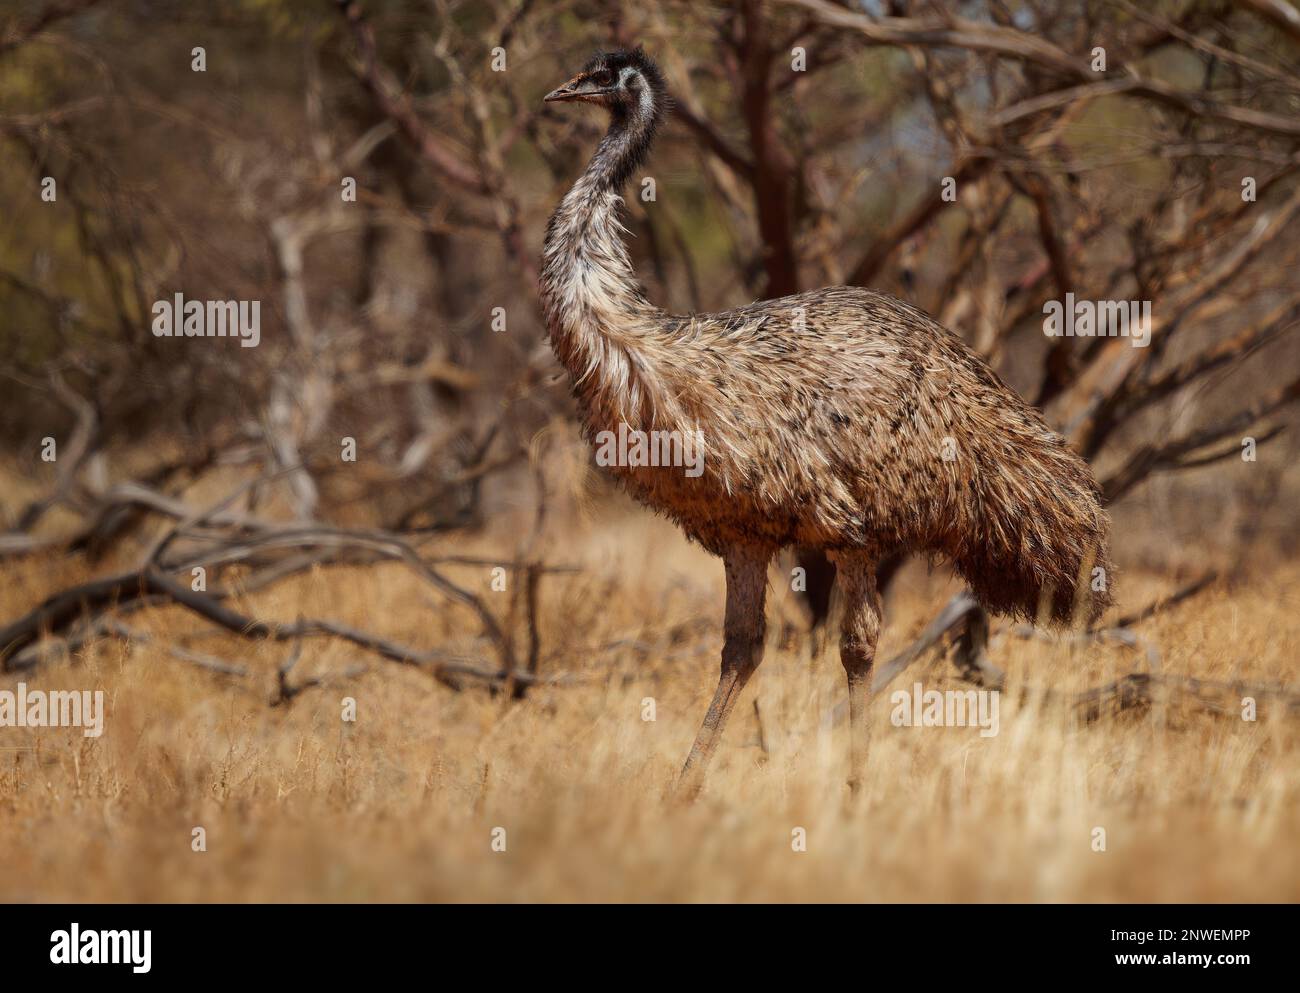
left=540, top=49, right=1112, bottom=795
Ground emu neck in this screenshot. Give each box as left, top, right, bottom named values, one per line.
left=540, top=108, right=662, bottom=423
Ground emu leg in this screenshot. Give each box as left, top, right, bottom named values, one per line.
left=677, top=547, right=771, bottom=799
left=834, top=553, right=882, bottom=794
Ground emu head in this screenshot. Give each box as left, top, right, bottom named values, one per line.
left=543, top=47, right=666, bottom=118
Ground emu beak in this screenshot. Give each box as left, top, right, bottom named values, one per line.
left=544, top=73, right=587, bottom=103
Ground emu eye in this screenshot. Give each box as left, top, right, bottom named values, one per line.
left=591, top=69, right=615, bottom=87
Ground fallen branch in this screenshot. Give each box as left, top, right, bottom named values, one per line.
left=1104, top=571, right=1219, bottom=630
left=1071, top=672, right=1300, bottom=723
left=0, top=563, right=569, bottom=692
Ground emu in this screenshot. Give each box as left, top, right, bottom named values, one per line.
left=540, top=48, right=1112, bottom=796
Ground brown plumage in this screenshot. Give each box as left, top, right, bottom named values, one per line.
left=540, top=49, right=1112, bottom=795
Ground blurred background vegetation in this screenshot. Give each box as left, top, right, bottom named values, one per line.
left=3, top=0, right=1299, bottom=592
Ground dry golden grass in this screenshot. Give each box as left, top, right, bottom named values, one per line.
left=1, top=500, right=1298, bottom=903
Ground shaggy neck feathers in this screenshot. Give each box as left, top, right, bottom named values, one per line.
left=540, top=70, right=667, bottom=425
